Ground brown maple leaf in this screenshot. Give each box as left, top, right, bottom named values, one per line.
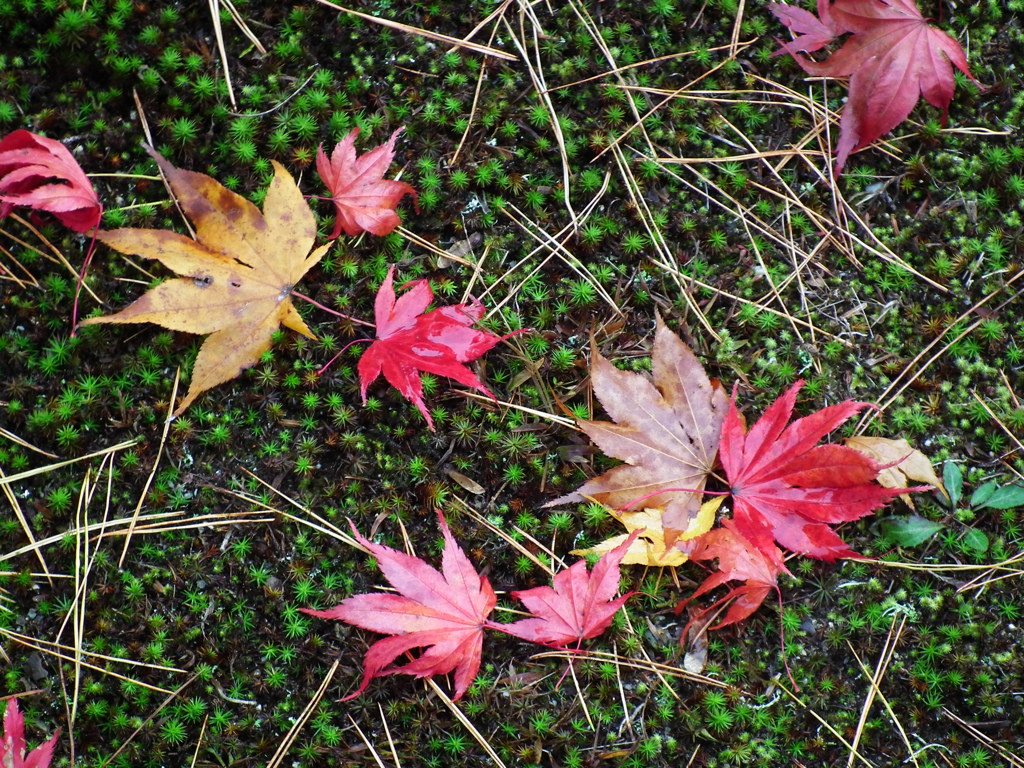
left=81, top=148, right=329, bottom=414
left=550, top=316, right=727, bottom=544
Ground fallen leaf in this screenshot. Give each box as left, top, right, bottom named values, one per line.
left=720, top=380, right=905, bottom=568
left=317, top=128, right=417, bottom=239
left=0, top=129, right=102, bottom=233
left=358, top=265, right=507, bottom=430
left=81, top=148, right=329, bottom=415
left=770, top=0, right=977, bottom=171
left=845, top=435, right=943, bottom=508
left=0, top=698, right=59, bottom=768
left=571, top=497, right=723, bottom=568
left=498, top=532, right=638, bottom=648
left=549, top=316, right=727, bottom=544
left=677, top=518, right=786, bottom=630
left=302, top=512, right=496, bottom=701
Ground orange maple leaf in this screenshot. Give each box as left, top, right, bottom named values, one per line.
left=81, top=148, right=329, bottom=414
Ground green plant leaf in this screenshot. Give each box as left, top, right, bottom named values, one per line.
left=879, top=515, right=945, bottom=547
left=976, top=484, right=1024, bottom=510
left=961, top=528, right=989, bottom=554
left=969, top=481, right=998, bottom=508
left=943, top=462, right=962, bottom=508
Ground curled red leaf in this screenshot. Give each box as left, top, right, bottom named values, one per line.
left=0, top=129, right=102, bottom=233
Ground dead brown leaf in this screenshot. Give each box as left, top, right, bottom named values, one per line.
left=549, top=315, right=726, bottom=544
left=81, top=148, right=329, bottom=414
left=844, top=436, right=944, bottom=509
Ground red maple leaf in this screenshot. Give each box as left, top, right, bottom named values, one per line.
left=316, top=128, right=417, bottom=239
left=0, top=129, right=102, bottom=233
left=0, top=699, right=59, bottom=768
left=719, top=381, right=904, bottom=569
left=358, top=266, right=508, bottom=430
left=677, top=519, right=786, bottom=630
left=498, top=532, right=638, bottom=648
left=302, top=512, right=496, bottom=701
left=770, top=0, right=977, bottom=171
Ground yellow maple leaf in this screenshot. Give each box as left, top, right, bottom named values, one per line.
left=571, top=497, right=723, bottom=567
left=81, top=148, right=329, bottom=415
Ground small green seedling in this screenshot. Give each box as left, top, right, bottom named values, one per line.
left=881, top=462, right=1024, bottom=553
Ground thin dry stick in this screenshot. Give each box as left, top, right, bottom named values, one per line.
left=941, top=708, right=1024, bottom=768
left=858, top=268, right=1024, bottom=427
left=189, top=716, right=208, bottom=768
left=503, top=4, right=576, bottom=226
left=119, top=369, right=180, bottom=566
left=219, top=0, right=266, bottom=52
left=425, top=678, right=508, bottom=768
left=313, top=0, right=516, bottom=60
left=608, top=143, right=719, bottom=342
left=498, top=203, right=624, bottom=317
left=0, top=239, right=39, bottom=287
left=0, top=467, right=53, bottom=584
left=532, top=648, right=726, bottom=689
left=476, top=171, right=609, bottom=318
left=845, top=616, right=914, bottom=768
left=971, top=391, right=1024, bottom=457
left=378, top=704, right=403, bottom=768
left=0, top=628, right=184, bottom=691
left=451, top=11, right=507, bottom=165
left=564, top=0, right=657, bottom=161
left=0, top=427, right=58, bottom=458
left=776, top=681, right=876, bottom=768
left=265, top=661, right=340, bottom=768
left=346, top=716, right=389, bottom=768
left=0, top=438, right=138, bottom=488
left=3, top=214, right=102, bottom=302
left=208, top=0, right=236, bottom=107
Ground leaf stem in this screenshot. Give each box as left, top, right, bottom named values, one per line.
left=291, top=290, right=375, bottom=328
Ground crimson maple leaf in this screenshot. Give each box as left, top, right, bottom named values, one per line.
left=0, top=699, right=58, bottom=768
left=0, top=129, right=102, bottom=233
left=677, top=519, right=786, bottom=630
left=316, top=128, right=417, bottom=239
left=358, top=266, right=507, bottom=430
left=498, top=532, right=638, bottom=648
left=770, top=0, right=977, bottom=171
left=720, top=381, right=904, bottom=569
left=302, top=513, right=495, bottom=701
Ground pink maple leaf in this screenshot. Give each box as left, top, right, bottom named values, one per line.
left=0, top=699, right=58, bottom=768
left=316, top=128, right=417, bottom=239
left=0, top=129, right=102, bottom=233
left=302, top=512, right=495, bottom=701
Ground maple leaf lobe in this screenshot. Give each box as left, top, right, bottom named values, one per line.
left=1, top=699, right=59, bottom=768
